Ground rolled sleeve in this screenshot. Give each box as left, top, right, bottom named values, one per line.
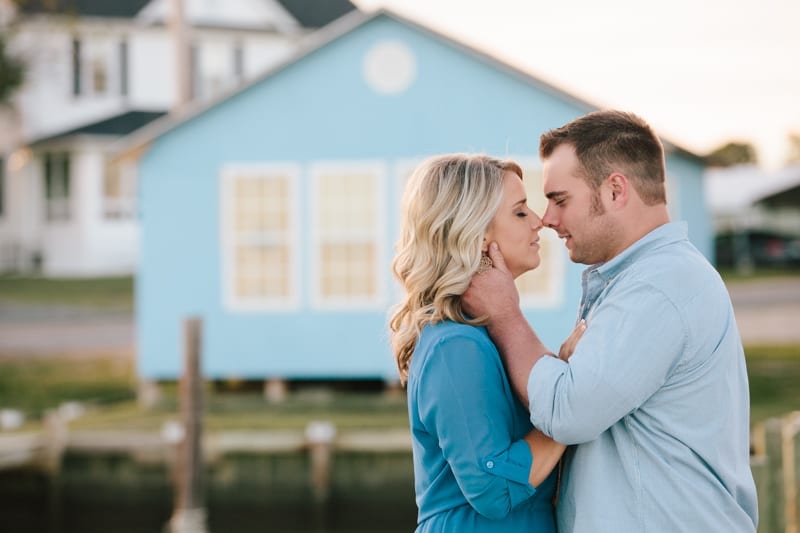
left=417, top=334, right=536, bottom=520
left=527, top=283, right=687, bottom=444
left=481, top=439, right=538, bottom=508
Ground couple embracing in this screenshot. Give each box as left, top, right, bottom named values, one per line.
left=389, top=110, right=758, bottom=532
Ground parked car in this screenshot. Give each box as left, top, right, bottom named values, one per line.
left=715, top=230, right=800, bottom=269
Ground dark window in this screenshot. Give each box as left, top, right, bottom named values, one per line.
left=44, top=153, right=71, bottom=221
left=233, top=44, right=244, bottom=82
left=72, top=38, right=81, bottom=96
left=119, top=39, right=128, bottom=97
left=189, top=44, right=199, bottom=100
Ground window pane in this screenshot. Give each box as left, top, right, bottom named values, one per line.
left=515, top=236, right=552, bottom=294
left=44, top=153, right=70, bottom=221
left=320, top=242, right=376, bottom=298
left=230, top=171, right=292, bottom=303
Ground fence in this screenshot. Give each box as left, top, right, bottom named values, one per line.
left=752, top=411, right=800, bottom=533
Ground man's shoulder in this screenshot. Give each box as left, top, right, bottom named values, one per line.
left=621, top=241, right=726, bottom=303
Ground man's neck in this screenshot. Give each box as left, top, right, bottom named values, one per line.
left=607, top=207, right=670, bottom=262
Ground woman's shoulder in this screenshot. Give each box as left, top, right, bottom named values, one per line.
left=420, top=320, right=490, bottom=346
left=408, top=321, right=507, bottom=395
left=412, top=321, right=496, bottom=372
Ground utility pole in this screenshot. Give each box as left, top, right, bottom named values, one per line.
left=170, top=0, right=191, bottom=110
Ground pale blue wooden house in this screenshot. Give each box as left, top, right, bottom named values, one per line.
left=124, top=10, right=710, bottom=382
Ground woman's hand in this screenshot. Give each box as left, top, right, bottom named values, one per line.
left=558, top=320, right=586, bottom=362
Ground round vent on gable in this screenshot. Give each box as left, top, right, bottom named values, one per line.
left=362, top=40, right=417, bottom=95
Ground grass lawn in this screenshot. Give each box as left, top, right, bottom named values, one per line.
left=0, top=344, right=797, bottom=432
left=0, top=356, right=136, bottom=422
left=744, top=344, right=800, bottom=422
left=0, top=276, right=133, bottom=310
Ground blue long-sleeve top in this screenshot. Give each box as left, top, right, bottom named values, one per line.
left=407, top=321, right=556, bottom=532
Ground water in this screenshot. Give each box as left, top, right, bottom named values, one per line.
left=1, top=451, right=417, bottom=532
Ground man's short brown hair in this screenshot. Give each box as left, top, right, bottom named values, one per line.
left=539, top=110, right=667, bottom=205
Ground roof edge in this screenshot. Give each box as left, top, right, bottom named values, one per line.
left=113, top=7, right=704, bottom=163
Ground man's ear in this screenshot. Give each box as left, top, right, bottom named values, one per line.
left=607, top=172, right=629, bottom=205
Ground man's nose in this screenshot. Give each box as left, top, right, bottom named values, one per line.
left=541, top=206, right=557, bottom=228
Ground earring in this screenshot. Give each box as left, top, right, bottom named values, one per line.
left=477, top=254, right=493, bottom=274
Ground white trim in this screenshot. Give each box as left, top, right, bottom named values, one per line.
left=518, top=229, right=566, bottom=309
left=512, top=155, right=565, bottom=309
left=220, top=162, right=300, bottom=312
left=390, top=157, right=423, bottom=303
left=666, top=174, right=681, bottom=221
left=309, top=160, right=387, bottom=310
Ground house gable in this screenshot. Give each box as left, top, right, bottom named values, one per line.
left=136, top=12, right=708, bottom=380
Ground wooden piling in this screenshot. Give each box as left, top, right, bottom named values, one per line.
left=786, top=412, right=800, bottom=533
left=168, top=317, right=208, bottom=533
left=765, top=417, right=786, bottom=533
left=751, top=454, right=770, bottom=533
left=306, top=420, right=336, bottom=531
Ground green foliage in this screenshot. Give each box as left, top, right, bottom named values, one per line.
left=0, top=276, right=133, bottom=309
left=0, top=32, right=24, bottom=104
left=746, top=344, right=800, bottom=423
left=0, top=345, right=795, bottom=430
left=0, top=356, right=136, bottom=418
left=705, top=141, right=758, bottom=167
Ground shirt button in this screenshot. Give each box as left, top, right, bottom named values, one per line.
left=486, top=460, right=494, bottom=469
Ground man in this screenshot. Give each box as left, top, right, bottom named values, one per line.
left=463, top=110, right=757, bottom=532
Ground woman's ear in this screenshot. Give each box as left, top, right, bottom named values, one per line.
left=481, top=236, right=489, bottom=253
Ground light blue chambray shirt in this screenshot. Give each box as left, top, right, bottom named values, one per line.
left=528, top=222, right=758, bottom=532
left=408, top=321, right=557, bottom=532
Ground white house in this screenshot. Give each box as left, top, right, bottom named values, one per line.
left=0, top=0, right=356, bottom=276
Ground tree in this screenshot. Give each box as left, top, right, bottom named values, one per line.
left=0, top=32, right=24, bottom=105
left=704, top=141, right=758, bottom=168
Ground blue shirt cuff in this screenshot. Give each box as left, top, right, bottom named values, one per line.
left=481, top=439, right=536, bottom=508
left=528, top=355, right=568, bottom=438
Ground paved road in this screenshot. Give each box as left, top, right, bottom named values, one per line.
left=725, top=277, right=800, bottom=344
left=0, top=303, right=134, bottom=357
left=0, top=276, right=797, bottom=357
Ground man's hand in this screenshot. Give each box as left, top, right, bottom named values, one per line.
left=558, top=320, right=586, bottom=362
left=462, top=243, right=520, bottom=323
left=464, top=242, right=551, bottom=405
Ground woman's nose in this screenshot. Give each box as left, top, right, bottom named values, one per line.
left=531, top=211, right=544, bottom=231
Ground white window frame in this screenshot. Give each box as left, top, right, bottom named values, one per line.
left=666, top=174, right=681, bottom=220
left=102, top=157, right=137, bottom=220
left=310, top=160, right=387, bottom=310
left=512, top=157, right=565, bottom=308
left=390, top=158, right=423, bottom=302
left=220, top=163, right=300, bottom=312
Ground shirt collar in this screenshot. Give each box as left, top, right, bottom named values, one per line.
left=584, top=221, right=689, bottom=282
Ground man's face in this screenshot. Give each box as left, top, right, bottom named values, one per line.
left=541, top=144, right=618, bottom=265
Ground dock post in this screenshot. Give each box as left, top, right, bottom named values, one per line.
left=167, top=317, right=208, bottom=533
left=307, top=420, right=336, bottom=531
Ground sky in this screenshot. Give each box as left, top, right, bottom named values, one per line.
left=352, top=0, right=800, bottom=169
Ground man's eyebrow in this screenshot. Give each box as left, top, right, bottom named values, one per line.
left=545, top=191, right=568, bottom=200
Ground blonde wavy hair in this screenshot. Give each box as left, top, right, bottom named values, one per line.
left=389, top=153, right=523, bottom=385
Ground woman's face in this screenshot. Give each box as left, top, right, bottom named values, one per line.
left=483, top=171, right=543, bottom=279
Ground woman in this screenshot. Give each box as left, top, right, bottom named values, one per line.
left=390, top=154, right=577, bottom=532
